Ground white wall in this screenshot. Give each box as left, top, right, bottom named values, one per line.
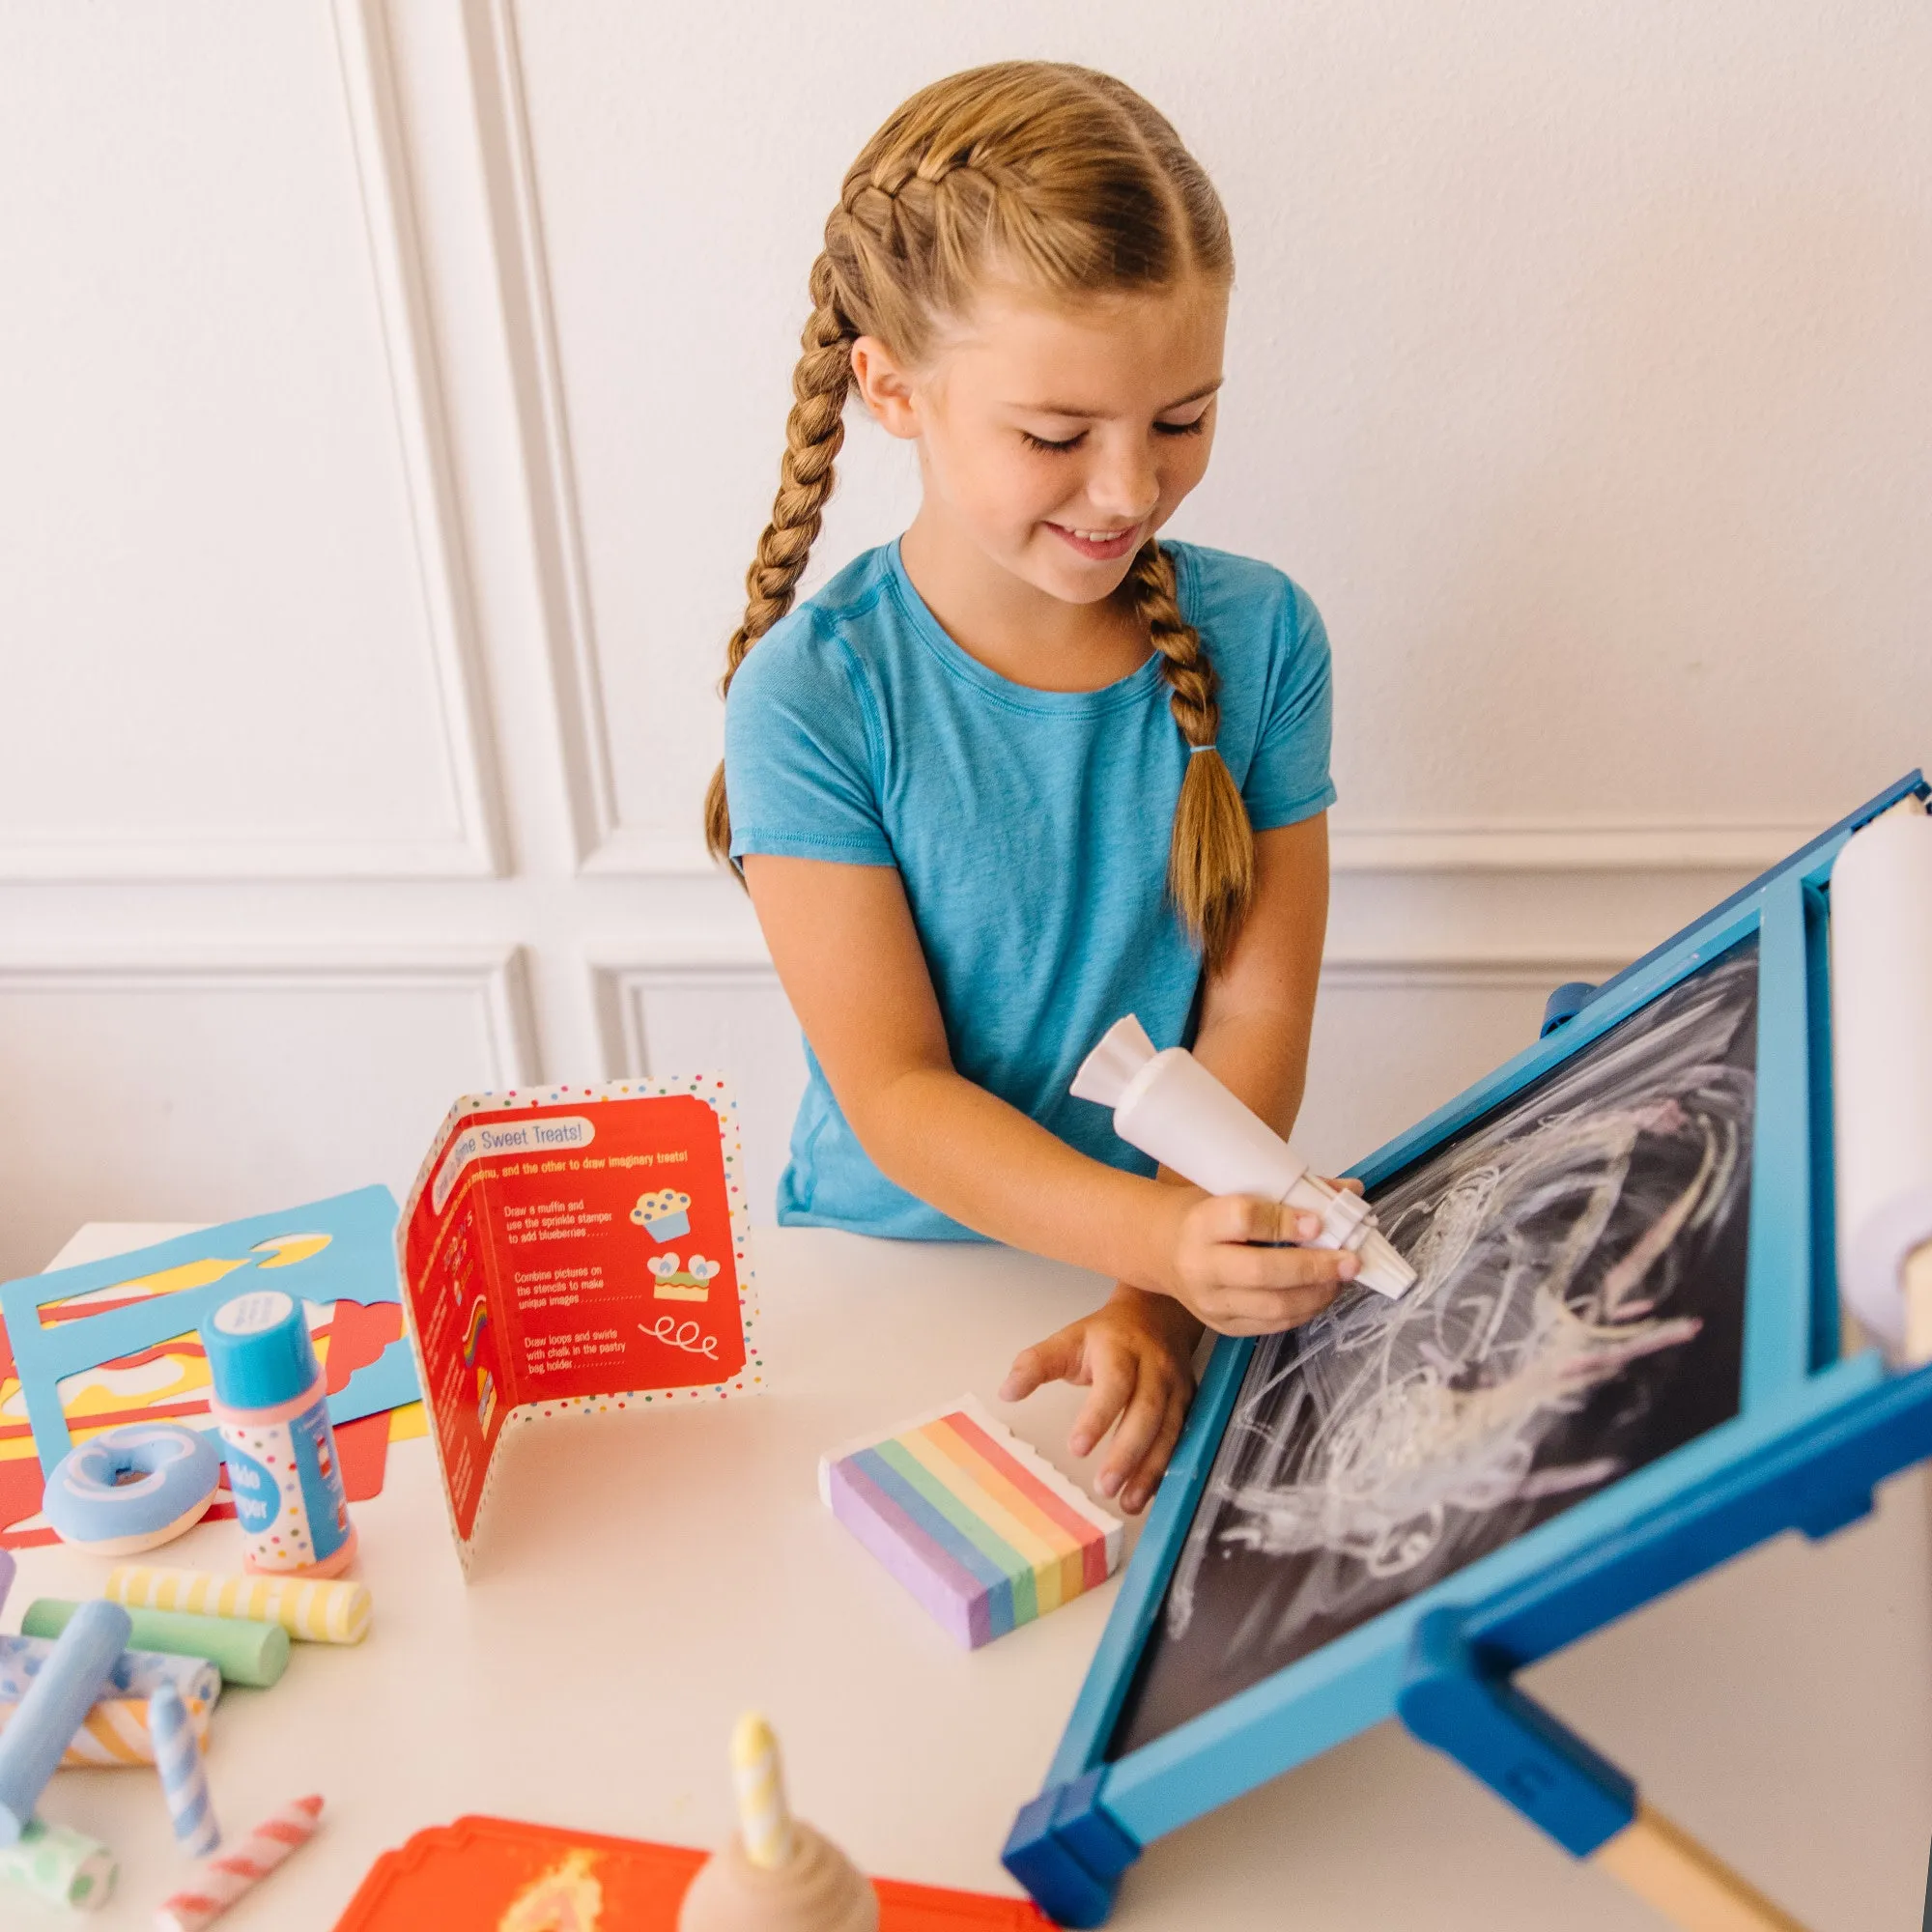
left=1, top=0, right=1925, bottom=1279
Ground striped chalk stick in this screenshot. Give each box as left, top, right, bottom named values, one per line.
left=730, top=1712, right=794, bottom=1869
left=150, top=1682, right=221, bottom=1857
left=106, top=1565, right=370, bottom=1644
left=156, top=1795, right=323, bottom=1932
left=818, top=1395, right=1122, bottom=1649
left=0, top=1599, right=131, bottom=1844
left=0, top=1691, right=213, bottom=1768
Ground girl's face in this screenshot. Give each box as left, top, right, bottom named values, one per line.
left=853, top=277, right=1229, bottom=608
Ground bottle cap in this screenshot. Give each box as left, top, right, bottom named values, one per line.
left=201, top=1290, right=321, bottom=1411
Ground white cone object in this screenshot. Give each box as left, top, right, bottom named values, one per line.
left=1072, top=1015, right=1416, bottom=1298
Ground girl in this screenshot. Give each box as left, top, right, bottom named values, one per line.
left=712, top=62, right=1355, bottom=1516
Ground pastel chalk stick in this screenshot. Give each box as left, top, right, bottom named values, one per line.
left=0, top=1599, right=130, bottom=1843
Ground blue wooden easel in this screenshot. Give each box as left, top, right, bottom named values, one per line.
left=1007, top=770, right=1932, bottom=1930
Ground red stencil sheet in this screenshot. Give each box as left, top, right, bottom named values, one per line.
left=333, top=1816, right=1048, bottom=1930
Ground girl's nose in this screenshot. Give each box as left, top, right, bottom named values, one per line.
left=1081, top=428, right=1161, bottom=525
left=1086, top=462, right=1160, bottom=526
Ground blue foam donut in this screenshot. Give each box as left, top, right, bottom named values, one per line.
left=44, top=1422, right=223, bottom=1556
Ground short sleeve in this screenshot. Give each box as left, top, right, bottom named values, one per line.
left=724, top=618, right=895, bottom=866
left=1242, top=584, right=1338, bottom=832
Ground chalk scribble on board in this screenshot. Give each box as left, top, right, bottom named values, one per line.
left=1150, top=942, right=1758, bottom=1704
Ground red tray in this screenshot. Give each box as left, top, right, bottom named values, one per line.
left=333, top=1815, right=1049, bottom=1930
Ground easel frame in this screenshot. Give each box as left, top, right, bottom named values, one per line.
left=1006, top=770, right=1932, bottom=1926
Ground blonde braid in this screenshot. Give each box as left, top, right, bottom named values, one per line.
left=1127, top=539, right=1255, bottom=970
left=703, top=253, right=856, bottom=867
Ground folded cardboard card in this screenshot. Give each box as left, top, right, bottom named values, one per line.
left=399, top=1077, right=762, bottom=1570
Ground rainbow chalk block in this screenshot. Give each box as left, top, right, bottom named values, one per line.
left=818, top=1396, right=1122, bottom=1649
left=0, top=1598, right=131, bottom=1842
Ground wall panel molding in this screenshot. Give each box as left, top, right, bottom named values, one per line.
left=1328, top=821, right=1825, bottom=873
left=327, top=0, right=505, bottom=878
left=467, top=0, right=620, bottom=872
left=587, top=946, right=779, bottom=1081
left=585, top=940, right=1632, bottom=1077
left=0, top=946, right=539, bottom=1089
left=554, top=820, right=1835, bottom=883
left=0, top=3, right=507, bottom=884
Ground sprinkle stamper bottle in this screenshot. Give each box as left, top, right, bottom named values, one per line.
left=201, top=1291, right=357, bottom=1577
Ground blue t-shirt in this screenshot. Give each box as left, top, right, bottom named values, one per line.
left=724, top=537, right=1336, bottom=1239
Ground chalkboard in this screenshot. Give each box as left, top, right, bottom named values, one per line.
left=1110, top=938, right=1760, bottom=1756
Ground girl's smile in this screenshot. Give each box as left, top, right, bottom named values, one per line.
left=1044, top=520, right=1145, bottom=562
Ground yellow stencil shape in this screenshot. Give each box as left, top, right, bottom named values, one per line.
left=252, top=1233, right=333, bottom=1269
left=498, top=1848, right=603, bottom=1931
left=40, top=1255, right=254, bottom=1324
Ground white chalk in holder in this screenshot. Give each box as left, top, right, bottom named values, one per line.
left=1831, top=796, right=1932, bottom=1361
left=1071, top=1015, right=1417, bottom=1298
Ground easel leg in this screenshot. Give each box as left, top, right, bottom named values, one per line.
left=1399, top=1610, right=1813, bottom=1932
left=1594, top=1803, right=1809, bottom=1932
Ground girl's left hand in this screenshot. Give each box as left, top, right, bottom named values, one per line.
left=1000, top=1285, right=1203, bottom=1515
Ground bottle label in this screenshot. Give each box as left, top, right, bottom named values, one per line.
left=222, top=1440, right=280, bottom=1536
left=216, top=1393, right=352, bottom=1572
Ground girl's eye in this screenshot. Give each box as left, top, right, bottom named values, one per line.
left=1154, top=416, right=1208, bottom=438
left=1021, top=430, right=1085, bottom=453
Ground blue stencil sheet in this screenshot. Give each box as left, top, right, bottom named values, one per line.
left=0, top=1185, right=417, bottom=1477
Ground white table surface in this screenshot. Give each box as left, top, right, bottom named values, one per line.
left=6, top=1223, right=1931, bottom=1931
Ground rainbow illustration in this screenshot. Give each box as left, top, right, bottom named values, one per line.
left=818, top=1396, right=1122, bottom=1649
left=460, top=1298, right=490, bottom=1368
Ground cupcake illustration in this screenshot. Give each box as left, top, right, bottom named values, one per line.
left=631, top=1188, right=692, bottom=1241
left=649, top=1252, right=720, bottom=1302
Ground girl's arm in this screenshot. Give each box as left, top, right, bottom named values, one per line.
left=741, top=827, right=1351, bottom=1323
left=1001, top=814, right=1340, bottom=1508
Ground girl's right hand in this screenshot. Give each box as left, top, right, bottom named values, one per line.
left=1158, top=1190, right=1358, bottom=1335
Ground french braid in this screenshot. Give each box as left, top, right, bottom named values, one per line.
left=1127, top=540, right=1254, bottom=969
left=708, top=63, right=1254, bottom=963
left=703, top=255, right=856, bottom=865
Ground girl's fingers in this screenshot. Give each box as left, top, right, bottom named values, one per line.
left=1194, top=1194, right=1321, bottom=1246
left=1068, top=1345, right=1138, bottom=1461
left=999, top=1326, right=1084, bottom=1402
left=1121, top=1382, right=1191, bottom=1514
left=1095, top=1356, right=1173, bottom=1500
left=1208, top=1241, right=1357, bottom=1293
left=1194, top=1281, right=1344, bottom=1333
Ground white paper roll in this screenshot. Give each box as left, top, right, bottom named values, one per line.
left=1831, top=800, right=1932, bottom=1353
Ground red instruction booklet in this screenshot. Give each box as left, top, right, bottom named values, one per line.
left=398, top=1077, right=761, bottom=1569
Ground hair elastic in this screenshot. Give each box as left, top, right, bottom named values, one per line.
left=1188, top=743, right=1216, bottom=756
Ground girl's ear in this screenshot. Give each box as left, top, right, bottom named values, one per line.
left=849, top=335, right=922, bottom=440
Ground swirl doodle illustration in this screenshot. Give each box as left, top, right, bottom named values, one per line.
left=641, top=1316, right=720, bottom=1361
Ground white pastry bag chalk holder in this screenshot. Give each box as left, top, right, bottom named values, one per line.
left=1069, top=1015, right=1417, bottom=1299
